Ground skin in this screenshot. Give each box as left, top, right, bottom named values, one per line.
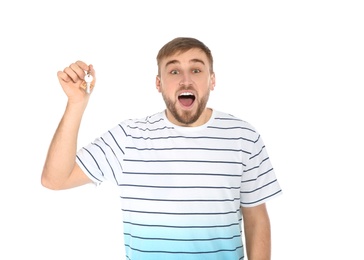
left=243, top=204, right=272, bottom=260
left=156, top=48, right=215, bottom=127
left=41, top=51, right=272, bottom=259
left=41, top=60, right=94, bottom=189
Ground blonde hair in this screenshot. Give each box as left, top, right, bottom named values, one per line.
left=156, top=37, right=214, bottom=75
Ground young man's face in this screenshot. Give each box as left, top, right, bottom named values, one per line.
left=156, top=48, right=215, bottom=127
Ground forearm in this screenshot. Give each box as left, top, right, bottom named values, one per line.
left=41, top=101, right=87, bottom=189
left=242, top=204, right=271, bottom=260
left=245, top=219, right=271, bottom=259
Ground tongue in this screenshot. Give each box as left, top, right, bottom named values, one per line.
left=179, top=96, right=194, bottom=107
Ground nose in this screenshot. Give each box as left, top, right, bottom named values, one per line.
left=179, top=73, right=193, bottom=88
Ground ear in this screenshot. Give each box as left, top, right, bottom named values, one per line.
left=210, top=73, right=216, bottom=91
left=156, top=75, right=162, bottom=92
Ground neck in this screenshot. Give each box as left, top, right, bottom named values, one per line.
left=166, top=108, right=212, bottom=127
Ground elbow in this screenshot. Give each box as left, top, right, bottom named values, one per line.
left=41, top=169, right=62, bottom=190
left=41, top=175, right=57, bottom=190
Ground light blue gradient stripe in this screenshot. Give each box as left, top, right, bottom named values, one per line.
left=124, top=244, right=244, bottom=259
left=123, top=223, right=244, bottom=259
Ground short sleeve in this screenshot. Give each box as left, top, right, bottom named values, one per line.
left=76, top=125, right=126, bottom=186
left=240, top=133, right=282, bottom=207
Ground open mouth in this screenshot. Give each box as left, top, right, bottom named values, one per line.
left=178, top=92, right=196, bottom=107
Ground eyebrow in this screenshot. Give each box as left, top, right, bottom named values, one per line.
left=164, top=58, right=205, bottom=69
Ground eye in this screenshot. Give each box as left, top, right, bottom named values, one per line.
left=170, top=70, right=179, bottom=75
left=192, top=69, right=201, bottom=73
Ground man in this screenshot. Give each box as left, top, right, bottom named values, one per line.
left=42, top=37, right=282, bottom=259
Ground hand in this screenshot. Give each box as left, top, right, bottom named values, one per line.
left=57, top=61, right=96, bottom=103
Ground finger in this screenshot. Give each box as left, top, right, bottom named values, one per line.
left=89, top=64, right=96, bottom=82
left=64, top=66, right=81, bottom=83
left=69, top=62, right=86, bottom=82
left=57, top=70, right=73, bottom=83
left=75, top=60, right=89, bottom=71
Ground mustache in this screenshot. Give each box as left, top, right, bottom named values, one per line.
left=177, top=85, right=195, bottom=92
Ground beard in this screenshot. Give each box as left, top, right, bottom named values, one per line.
left=162, top=91, right=210, bottom=126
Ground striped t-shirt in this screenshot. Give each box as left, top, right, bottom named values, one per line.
left=76, top=110, right=282, bottom=259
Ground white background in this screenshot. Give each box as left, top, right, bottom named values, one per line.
left=1, top=0, right=363, bottom=259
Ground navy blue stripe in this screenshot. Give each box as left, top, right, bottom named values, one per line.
left=120, top=196, right=240, bottom=202
left=240, top=179, right=279, bottom=194
left=91, top=142, right=119, bottom=185
left=107, top=130, right=125, bottom=154
left=76, top=155, right=103, bottom=182
left=119, top=184, right=240, bottom=189
left=100, top=136, right=123, bottom=172
left=214, top=116, right=243, bottom=122
left=82, top=147, right=102, bottom=172
left=122, top=208, right=240, bottom=216
left=122, top=171, right=241, bottom=177
left=126, top=146, right=250, bottom=154
left=207, top=126, right=255, bottom=132
left=118, top=124, right=128, bottom=136
left=124, top=244, right=243, bottom=254
left=123, top=221, right=241, bottom=229
left=123, top=159, right=245, bottom=165
left=119, top=133, right=255, bottom=142
left=126, top=125, right=174, bottom=131
left=124, top=233, right=241, bottom=242
left=241, top=168, right=274, bottom=183
left=244, top=157, right=270, bottom=172
left=134, top=117, right=164, bottom=125
left=250, top=145, right=265, bottom=159
left=241, top=189, right=282, bottom=206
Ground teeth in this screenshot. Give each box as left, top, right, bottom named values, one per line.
left=179, top=92, right=194, bottom=96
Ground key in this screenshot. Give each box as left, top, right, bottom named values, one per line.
left=84, top=72, right=93, bottom=94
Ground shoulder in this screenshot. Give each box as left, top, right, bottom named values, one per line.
left=114, top=111, right=169, bottom=136
left=117, top=111, right=165, bottom=127
left=212, top=110, right=258, bottom=134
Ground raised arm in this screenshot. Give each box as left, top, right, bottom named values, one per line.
left=41, top=61, right=96, bottom=190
